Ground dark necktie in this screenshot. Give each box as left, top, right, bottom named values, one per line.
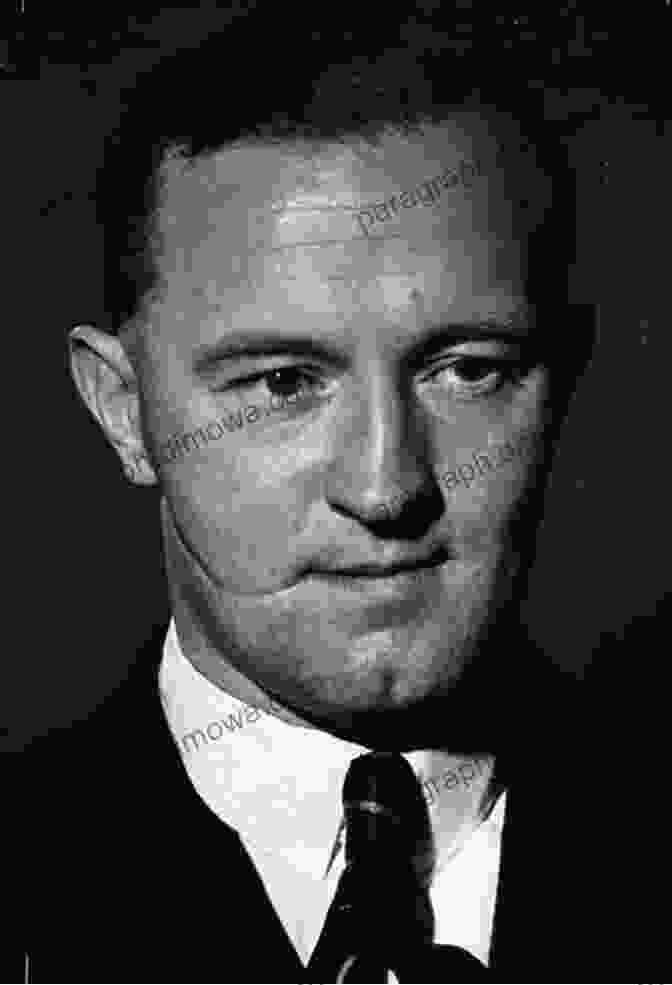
left=305, top=752, right=489, bottom=982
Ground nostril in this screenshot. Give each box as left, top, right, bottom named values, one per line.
left=369, top=492, right=406, bottom=518
left=364, top=484, right=446, bottom=539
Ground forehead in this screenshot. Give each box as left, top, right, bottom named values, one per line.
left=147, top=116, right=532, bottom=351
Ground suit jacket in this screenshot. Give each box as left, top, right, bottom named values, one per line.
left=13, top=624, right=658, bottom=982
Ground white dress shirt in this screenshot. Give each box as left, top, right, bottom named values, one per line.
left=158, top=621, right=506, bottom=969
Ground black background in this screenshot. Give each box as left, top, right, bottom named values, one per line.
left=3, top=3, right=669, bottom=750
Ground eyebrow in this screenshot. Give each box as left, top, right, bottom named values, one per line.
left=192, top=318, right=533, bottom=376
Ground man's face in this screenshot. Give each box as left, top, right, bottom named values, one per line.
left=136, top=116, right=549, bottom=747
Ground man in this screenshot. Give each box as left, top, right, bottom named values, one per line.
left=18, top=11, right=654, bottom=982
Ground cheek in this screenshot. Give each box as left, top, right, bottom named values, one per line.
left=165, top=465, right=306, bottom=587
left=438, top=451, right=535, bottom=556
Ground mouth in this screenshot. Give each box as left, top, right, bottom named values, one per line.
left=305, top=547, right=450, bottom=592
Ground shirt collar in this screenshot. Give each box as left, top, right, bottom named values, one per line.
left=159, top=620, right=504, bottom=881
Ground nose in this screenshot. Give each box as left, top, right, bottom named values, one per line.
left=323, top=365, right=444, bottom=535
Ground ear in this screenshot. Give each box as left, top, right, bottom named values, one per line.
left=68, top=325, right=158, bottom=486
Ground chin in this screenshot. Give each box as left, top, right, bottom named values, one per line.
left=287, top=617, right=512, bottom=752
left=298, top=624, right=471, bottom=710
left=201, top=581, right=493, bottom=749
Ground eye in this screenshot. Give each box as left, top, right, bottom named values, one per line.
left=424, top=356, right=523, bottom=399
left=219, top=365, right=335, bottom=402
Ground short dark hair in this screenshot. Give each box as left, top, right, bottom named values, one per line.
left=100, top=8, right=577, bottom=333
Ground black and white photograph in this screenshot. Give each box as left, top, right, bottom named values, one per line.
left=5, top=3, right=669, bottom=981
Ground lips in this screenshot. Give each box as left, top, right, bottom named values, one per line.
left=308, top=546, right=450, bottom=579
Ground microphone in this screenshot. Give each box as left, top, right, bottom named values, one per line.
left=306, top=753, right=434, bottom=983
left=342, top=752, right=434, bottom=909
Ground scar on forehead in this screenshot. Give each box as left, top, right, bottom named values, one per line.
left=273, top=201, right=364, bottom=213
left=221, top=233, right=405, bottom=264
left=265, top=234, right=405, bottom=253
